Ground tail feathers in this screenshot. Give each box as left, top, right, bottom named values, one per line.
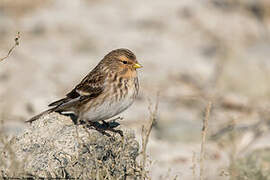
left=26, top=108, right=56, bottom=123
left=48, top=97, right=70, bottom=107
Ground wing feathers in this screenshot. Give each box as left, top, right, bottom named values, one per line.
left=49, top=65, right=106, bottom=109
left=28, top=62, right=107, bottom=123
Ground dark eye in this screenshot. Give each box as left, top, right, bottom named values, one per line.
left=122, top=61, right=128, bottom=64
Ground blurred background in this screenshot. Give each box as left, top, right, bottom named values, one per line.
left=1, top=0, right=270, bottom=179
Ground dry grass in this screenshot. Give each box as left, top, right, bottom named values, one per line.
left=141, top=95, right=159, bottom=167
left=199, top=101, right=212, bottom=180
left=0, top=32, right=20, bottom=63
left=191, top=151, right=197, bottom=180
left=140, top=94, right=159, bottom=179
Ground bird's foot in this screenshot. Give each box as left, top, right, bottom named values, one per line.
left=102, top=117, right=123, bottom=128
left=87, top=120, right=123, bottom=137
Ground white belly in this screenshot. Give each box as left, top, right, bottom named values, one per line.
left=82, top=87, right=136, bottom=122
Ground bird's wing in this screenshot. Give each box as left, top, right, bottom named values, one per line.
left=48, top=66, right=106, bottom=108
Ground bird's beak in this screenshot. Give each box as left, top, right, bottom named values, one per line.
left=133, top=63, right=143, bottom=69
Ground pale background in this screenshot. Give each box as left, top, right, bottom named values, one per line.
left=1, top=0, right=270, bottom=179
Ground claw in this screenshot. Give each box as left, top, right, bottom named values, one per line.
left=87, top=119, right=123, bottom=137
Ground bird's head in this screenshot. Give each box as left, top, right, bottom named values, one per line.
left=102, top=48, right=142, bottom=76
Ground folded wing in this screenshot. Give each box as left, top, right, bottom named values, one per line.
left=48, top=65, right=106, bottom=112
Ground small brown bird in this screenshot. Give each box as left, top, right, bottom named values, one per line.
left=27, top=48, right=142, bottom=127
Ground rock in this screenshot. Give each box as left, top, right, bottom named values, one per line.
left=1, top=113, right=142, bottom=179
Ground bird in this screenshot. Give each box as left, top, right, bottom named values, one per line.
left=26, top=48, right=142, bottom=130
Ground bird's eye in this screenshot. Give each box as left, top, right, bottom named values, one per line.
left=122, top=61, right=128, bottom=64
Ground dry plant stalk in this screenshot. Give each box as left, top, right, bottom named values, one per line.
left=199, top=101, right=212, bottom=180
left=0, top=32, right=21, bottom=63
left=141, top=94, right=159, bottom=171
left=191, top=151, right=196, bottom=180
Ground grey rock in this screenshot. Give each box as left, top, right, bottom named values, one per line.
left=1, top=113, right=142, bottom=179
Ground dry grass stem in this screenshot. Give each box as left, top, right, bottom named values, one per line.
left=200, top=101, right=212, bottom=180
left=141, top=93, right=159, bottom=174
left=191, top=151, right=196, bottom=180
left=0, top=32, right=21, bottom=63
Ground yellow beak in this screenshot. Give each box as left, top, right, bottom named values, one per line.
left=133, top=63, right=143, bottom=69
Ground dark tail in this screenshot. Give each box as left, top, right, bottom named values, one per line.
left=26, top=107, right=56, bottom=123
left=27, top=97, right=73, bottom=123
left=48, top=97, right=70, bottom=107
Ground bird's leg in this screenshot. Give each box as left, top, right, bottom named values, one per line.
left=102, top=120, right=109, bottom=127
left=86, top=117, right=124, bottom=137
left=102, top=117, right=123, bottom=128
left=87, top=121, right=111, bottom=137
left=95, top=122, right=123, bottom=137
left=69, top=114, right=80, bottom=125
left=101, top=118, right=123, bottom=136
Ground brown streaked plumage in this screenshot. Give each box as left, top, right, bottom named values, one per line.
left=27, top=48, right=142, bottom=124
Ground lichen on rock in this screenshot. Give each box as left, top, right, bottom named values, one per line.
left=1, top=113, right=142, bottom=179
